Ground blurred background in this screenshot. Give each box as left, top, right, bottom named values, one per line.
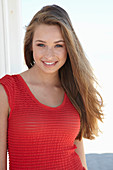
left=0, top=0, right=113, bottom=169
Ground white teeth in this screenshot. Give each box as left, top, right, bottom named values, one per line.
left=44, top=62, right=55, bottom=65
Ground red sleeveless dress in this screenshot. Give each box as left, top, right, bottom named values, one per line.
left=0, top=75, right=85, bottom=170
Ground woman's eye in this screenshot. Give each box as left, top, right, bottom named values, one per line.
left=55, top=44, right=63, bottom=48
left=37, top=44, right=45, bottom=47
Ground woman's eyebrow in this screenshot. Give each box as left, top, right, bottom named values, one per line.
left=35, top=40, right=65, bottom=43
left=54, top=40, right=65, bottom=43
left=35, top=40, right=46, bottom=43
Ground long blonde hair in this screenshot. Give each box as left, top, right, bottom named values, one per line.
left=24, top=5, right=103, bottom=140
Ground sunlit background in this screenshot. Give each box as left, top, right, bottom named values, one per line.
left=21, top=0, right=113, bottom=154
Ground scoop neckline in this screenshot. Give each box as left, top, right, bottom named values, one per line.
left=17, top=74, right=67, bottom=110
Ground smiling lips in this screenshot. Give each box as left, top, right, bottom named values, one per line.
left=42, top=61, right=58, bottom=66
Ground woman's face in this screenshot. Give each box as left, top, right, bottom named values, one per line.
left=32, top=24, right=67, bottom=74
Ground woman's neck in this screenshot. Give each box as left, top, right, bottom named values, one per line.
left=26, top=65, right=61, bottom=87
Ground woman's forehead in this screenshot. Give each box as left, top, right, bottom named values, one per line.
left=33, top=24, right=64, bottom=42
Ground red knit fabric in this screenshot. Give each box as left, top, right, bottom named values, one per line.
left=0, top=75, right=85, bottom=170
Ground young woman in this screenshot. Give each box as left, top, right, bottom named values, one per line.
left=0, top=5, right=103, bottom=170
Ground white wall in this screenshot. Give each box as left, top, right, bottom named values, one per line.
left=0, top=0, right=23, bottom=78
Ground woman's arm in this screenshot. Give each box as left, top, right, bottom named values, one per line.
left=0, top=84, right=9, bottom=170
left=74, top=139, right=88, bottom=170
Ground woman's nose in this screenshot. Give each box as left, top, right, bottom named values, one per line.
left=46, top=48, right=54, bottom=58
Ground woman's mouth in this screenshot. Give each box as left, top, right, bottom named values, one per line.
left=42, top=61, right=58, bottom=66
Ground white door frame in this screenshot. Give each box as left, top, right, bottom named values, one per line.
left=0, top=0, right=23, bottom=78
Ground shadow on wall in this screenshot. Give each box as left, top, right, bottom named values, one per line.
left=86, top=153, right=113, bottom=170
